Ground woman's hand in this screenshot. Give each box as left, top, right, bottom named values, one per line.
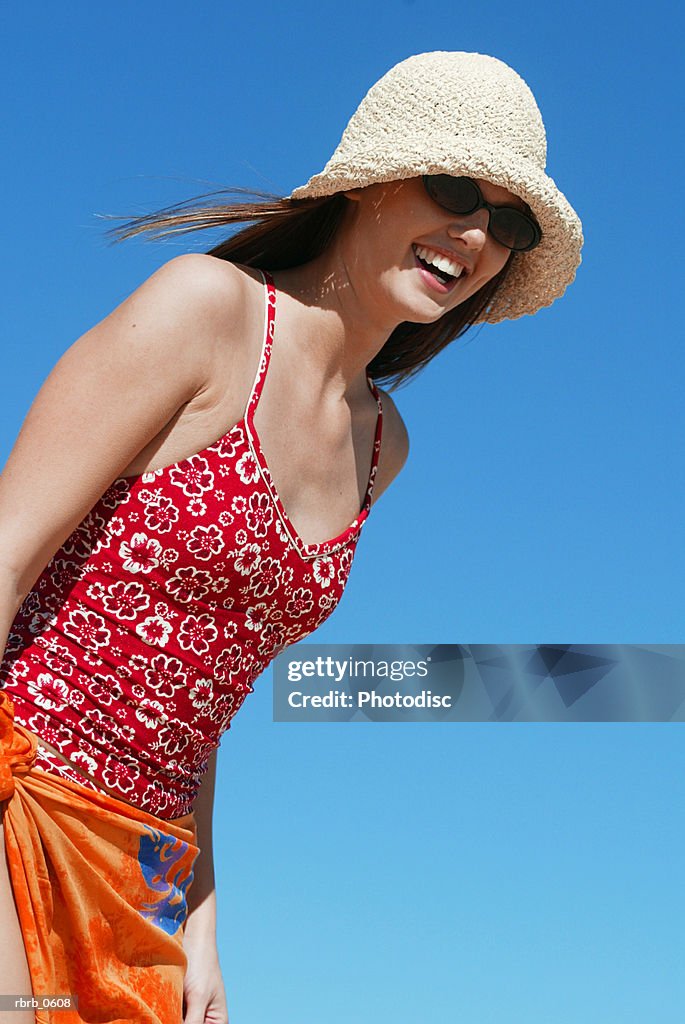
left=182, top=931, right=229, bottom=1024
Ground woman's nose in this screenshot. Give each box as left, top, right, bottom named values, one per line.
left=446, top=209, right=490, bottom=250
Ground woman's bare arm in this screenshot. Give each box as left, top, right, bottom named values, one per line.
left=0, top=254, right=242, bottom=612
left=182, top=748, right=230, bottom=1021
left=186, top=747, right=218, bottom=927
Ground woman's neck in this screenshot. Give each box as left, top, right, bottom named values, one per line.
left=268, top=247, right=396, bottom=397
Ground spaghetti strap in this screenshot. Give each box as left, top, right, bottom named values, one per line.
left=362, top=375, right=384, bottom=507
left=245, top=270, right=277, bottom=425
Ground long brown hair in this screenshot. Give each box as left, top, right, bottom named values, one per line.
left=104, top=188, right=513, bottom=390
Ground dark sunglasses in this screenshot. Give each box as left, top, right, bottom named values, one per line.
left=422, top=175, right=542, bottom=252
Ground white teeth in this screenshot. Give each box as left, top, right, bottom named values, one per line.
left=415, top=245, right=464, bottom=279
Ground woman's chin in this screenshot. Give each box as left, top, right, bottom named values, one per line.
left=399, top=295, right=461, bottom=324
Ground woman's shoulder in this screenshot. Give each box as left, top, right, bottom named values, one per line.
left=148, top=254, right=261, bottom=311
left=141, top=255, right=268, bottom=367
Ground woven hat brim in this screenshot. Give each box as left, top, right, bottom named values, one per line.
left=290, top=142, right=583, bottom=323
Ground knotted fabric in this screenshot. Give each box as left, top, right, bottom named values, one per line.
left=0, top=690, right=199, bottom=1024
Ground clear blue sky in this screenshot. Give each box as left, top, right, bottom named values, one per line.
left=2, top=3, right=684, bottom=1021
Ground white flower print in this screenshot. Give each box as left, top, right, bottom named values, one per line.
left=82, top=649, right=104, bottom=668
left=143, top=494, right=180, bottom=534
left=102, top=580, right=150, bottom=620
left=258, top=622, right=285, bottom=657
left=234, top=543, right=260, bottom=576
left=3, top=656, right=28, bottom=679
left=313, top=557, right=336, bottom=589
left=100, top=479, right=131, bottom=509
left=27, top=672, right=69, bottom=711
left=337, top=548, right=353, bottom=583
left=89, top=673, right=123, bottom=707
left=119, top=533, right=162, bottom=574
left=215, top=643, right=242, bottom=680
left=188, top=740, right=216, bottom=772
left=187, top=497, right=207, bottom=518
left=154, top=723, right=190, bottom=757
left=236, top=450, right=260, bottom=484
left=187, top=524, right=225, bottom=562
left=44, top=643, right=76, bottom=677
left=207, top=691, right=237, bottom=725
left=274, top=517, right=289, bottom=543
left=106, top=516, right=126, bottom=537
left=21, top=592, right=42, bottom=615
left=116, top=722, right=136, bottom=745
left=166, top=567, right=212, bottom=604
left=102, top=753, right=140, bottom=795
left=91, top=531, right=113, bottom=557
left=231, top=495, right=246, bottom=514
left=249, top=556, right=282, bottom=598
left=154, top=600, right=175, bottom=620
left=81, top=708, right=122, bottom=747
left=318, top=593, right=337, bottom=613
left=218, top=510, right=234, bottom=528
left=215, top=427, right=243, bottom=457
left=141, top=468, right=165, bottom=484
left=28, top=609, right=57, bottom=635
left=144, top=654, right=186, bottom=699
left=140, top=779, right=168, bottom=816
left=160, top=548, right=180, bottom=570
left=245, top=492, right=274, bottom=537
left=71, top=749, right=99, bottom=775
left=63, top=608, right=111, bottom=650
left=28, top=713, right=73, bottom=749
left=188, top=677, right=213, bottom=710
left=135, top=614, right=173, bottom=648
left=169, top=456, right=214, bottom=496
left=285, top=588, right=314, bottom=619
left=178, top=614, right=218, bottom=656
left=60, top=522, right=93, bottom=560
left=49, top=558, right=79, bottom=592
left=245, top=603, right=269, bottom=632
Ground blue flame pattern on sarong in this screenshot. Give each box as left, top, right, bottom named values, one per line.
left=136, top=825, right=196, bottom=934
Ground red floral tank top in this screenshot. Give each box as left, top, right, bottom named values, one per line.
left=0, top=271, right=383, bottom=819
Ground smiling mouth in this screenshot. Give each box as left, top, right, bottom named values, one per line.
left=412, top=244, right=466, bottom=291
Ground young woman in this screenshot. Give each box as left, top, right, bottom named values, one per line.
left=0, top=52, right=582, bottom=1024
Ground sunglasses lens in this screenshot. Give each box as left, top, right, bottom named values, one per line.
left=423, top=175, right=541, bottom=251
left=490, top=209, right=539, bottom=251
left=424, top=175, right=480, bottom=214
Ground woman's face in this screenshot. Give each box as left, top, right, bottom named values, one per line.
left=340, top=176, right=523, bottom=325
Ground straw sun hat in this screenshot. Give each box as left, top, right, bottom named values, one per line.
left=290, top=51, right=583, bottom=323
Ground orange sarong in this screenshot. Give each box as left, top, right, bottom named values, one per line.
left=0, top=691, right=199, bottom=1024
